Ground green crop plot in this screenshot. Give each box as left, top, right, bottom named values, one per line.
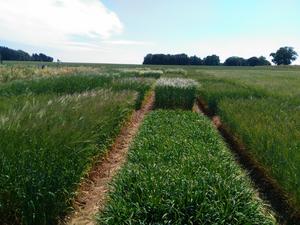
left=98, top=110, right=275, bottom=225
left=0, top=90, right=136, bottom=225
left=0, top=74, right=154, bottom=110
left=155, top=78, right=198, bottom=109
left=189, top=67, right=300, bottom=211
left=219, top=98, right=300, bottom=209
left=0, top=74, right=112, bottom=96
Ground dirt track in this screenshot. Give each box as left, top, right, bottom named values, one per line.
left=63, top=92, right=154, bottom=225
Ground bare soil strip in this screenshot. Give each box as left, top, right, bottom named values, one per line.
left=63, top=92, right=154, bottom=225
left=195, top=97, right=300, bottom=225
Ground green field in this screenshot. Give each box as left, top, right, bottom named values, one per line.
left=0, top=62, right=300, bottom=224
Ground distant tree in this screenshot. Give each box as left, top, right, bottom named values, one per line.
left=189, top=55, right=202, bottom=65
left=176, top=54, right=189, bottom=65
left=0, top=46, right=53, bottom=62
left=143, top=53, right=201, bottom=65
left=17, top=50, right=31, bottom=61
left=247, top=57, right=260, bottom=66
left=224, top=57, right=247, bottom=66
left=0, top=53, right=2, bottom=64
left=258, top=56, right=271, bottom=66
left=203, top=55, right=220, bottom=66
left=270, top=47, right=298, bottom=65
left=32, top=53, right=53, bottom=62
left=246, top=56, right=271, bottom=66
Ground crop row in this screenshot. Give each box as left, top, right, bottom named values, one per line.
left=98, top=110, right=275, bottom=224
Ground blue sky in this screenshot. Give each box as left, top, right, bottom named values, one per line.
left=1, top=0, right=299, bottom=64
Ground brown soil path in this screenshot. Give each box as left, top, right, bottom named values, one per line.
left=63, top=92, right=154, bottom=225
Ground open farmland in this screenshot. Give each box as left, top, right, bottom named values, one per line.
left=0, top=62, right=300, bottom=224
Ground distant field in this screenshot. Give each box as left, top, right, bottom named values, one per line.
left=0, top=62, right=299, bottom=224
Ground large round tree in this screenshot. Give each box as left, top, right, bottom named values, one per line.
left=270, top=47, right=298, bottom=65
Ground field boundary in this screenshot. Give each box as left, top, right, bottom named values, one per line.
left=195, top=97, right=300, bottom=225
left=62, top=92, right=154, bottom=225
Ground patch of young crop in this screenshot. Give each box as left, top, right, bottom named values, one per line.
left=97, top=110, right=276, bottom=225
left=0, top=90, right=136, bottom=225
left=155, top=78, right=198, bottom=110
left=110, top=77, right=155, bottom=109
left=218, top=97, right=300, bottom=210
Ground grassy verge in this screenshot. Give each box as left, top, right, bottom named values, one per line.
left=97, top=110, right=275, bottom=224
left=0, top=90, right=136, bottom=225
left=155, top=78, right=198, bottom=109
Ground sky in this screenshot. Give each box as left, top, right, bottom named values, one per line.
left=0, top=0, right=300, bottom=64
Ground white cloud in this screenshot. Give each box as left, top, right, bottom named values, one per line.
left=0, top=0, right=123, bottom=47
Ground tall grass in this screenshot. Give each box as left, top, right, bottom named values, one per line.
left=155, top=78, right=198, bottom=109
left=98, top=110, right=275, bottom=224
left=197, top=79, right=267, bottom=112
left=0, top=65, right=105, bottom=83
left=0, top=90, right=136, bottom=225
left=111, top=77, right=154, bottom=109
left=0, top=74, right=112, bottom=96
left=218, top=98, right=300, bottom=209
left=0, top=74, right=154, bottom=109
left=189, top=67, right=300, bottom=215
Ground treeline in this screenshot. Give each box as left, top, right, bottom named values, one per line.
left=143, top=53, right=271, bottom=66
left=143, top=54, right=220, bottom=66
left=224, top=56, right=270, bottom=66
left=0, top=46, right=53, bottom=62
